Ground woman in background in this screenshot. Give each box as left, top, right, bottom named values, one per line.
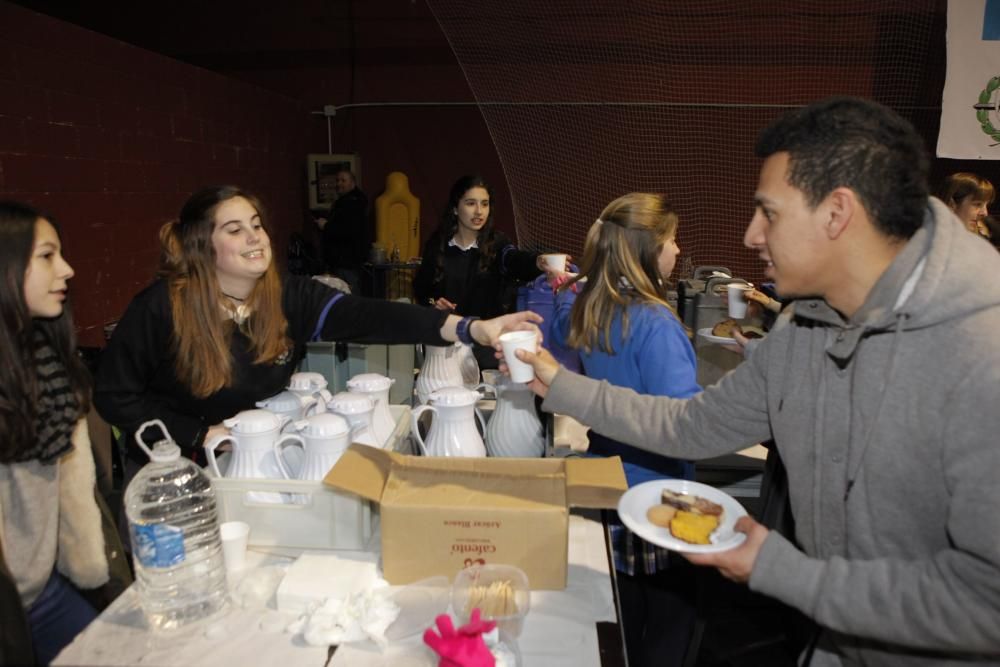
left=0, top=201, right=129, bottom=665
left=938, top=172, right=995, bottom=238
left=413, top=175, right=546, bottom=367
left=95, top=185, right=538, bottom=466
left=550, top=193, right=700, bottom=667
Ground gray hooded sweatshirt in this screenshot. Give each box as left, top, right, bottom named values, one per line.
left=543, top=198, right=1000, bottom=666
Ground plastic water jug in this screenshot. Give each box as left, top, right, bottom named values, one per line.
left=124, top=419, right=228, bottom=632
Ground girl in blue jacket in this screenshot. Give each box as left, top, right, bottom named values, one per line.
left=551, top=192, right=700, bottom=667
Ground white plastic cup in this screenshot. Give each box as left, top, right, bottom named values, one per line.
left=727, top=284, right=751, bottom=319
left=499, top=330, right=539, bottom=383
left=220, top=521, right=250, bottom=572
left=540, top=253, right=568, bottom=273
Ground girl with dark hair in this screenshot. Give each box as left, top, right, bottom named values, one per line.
left=552, top=193, right=700, bottom=667
left=95, top=185, right=539, bottom=465
left=0, top=201, right=130, bottom=665
left=413, top=175, right=547, bottom=367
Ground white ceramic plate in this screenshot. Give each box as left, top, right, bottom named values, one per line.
left=618, top=479, right=748, bottom=554
left=697, top=327, right=736, bottom=345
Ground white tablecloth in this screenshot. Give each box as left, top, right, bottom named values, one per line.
left=55, top=515, right=617, bottom=667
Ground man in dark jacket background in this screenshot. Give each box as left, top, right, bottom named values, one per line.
left=317, top=168, right=369, bottom=295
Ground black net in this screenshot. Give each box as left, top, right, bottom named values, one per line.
left=426, top=0, right=943, bottom=283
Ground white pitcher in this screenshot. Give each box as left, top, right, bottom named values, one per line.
left=274, top=412, right=355, bottom=482
left=486, top=378, right=545, bottom=458
left=346, top=373, right=396, bottom=447
left=256, top=390, right=322, bottom=427
left=326, top=391, right=380, bottom=448
left=287, top=371, right=334, bottom=412
left=411, top=386, right=487, bottom=457
left=205, top=409, right=304, bottom=503
left=415, top=343, right=465, bottom=404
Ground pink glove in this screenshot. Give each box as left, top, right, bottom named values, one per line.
left=423, top=609, right=497, bottom=667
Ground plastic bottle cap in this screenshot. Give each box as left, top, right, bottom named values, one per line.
left=134, top=419, right=182, bottom=462
left=148, top=440, right=182, bottom=462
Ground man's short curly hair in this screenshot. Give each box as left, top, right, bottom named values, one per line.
left=755, top=97, right=930, bottom=240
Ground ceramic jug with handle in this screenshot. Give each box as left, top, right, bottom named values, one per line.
left=274, top=412, right=355, bottom=482
left=204, top=409, right=304, bottom=503
left=287, top=371, right=334, bottom=412
left=411, top=386, right=487, bottom=457
left=256, top=390, right=321, bottom=428
left=486, top=378, right=545, bottom=457
left=346, top=373, right=396, bottom=447
left=326, top=391, right=380, bottom=448
left=415, top=343, right=465, bottom=404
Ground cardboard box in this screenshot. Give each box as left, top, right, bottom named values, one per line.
left=324, top=444, right=627, bottom=590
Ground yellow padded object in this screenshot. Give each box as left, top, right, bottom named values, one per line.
left=375, top=171, right=420, bottom=261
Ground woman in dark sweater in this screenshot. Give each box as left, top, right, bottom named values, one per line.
left=94, top=185, right=539, bottom=463
left=413, top=175, right=544, bottom=367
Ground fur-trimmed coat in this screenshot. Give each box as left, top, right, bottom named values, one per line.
left=0, top=418, right=131, bottom=664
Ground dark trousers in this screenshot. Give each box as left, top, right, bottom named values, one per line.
left=617, top=557, right=698, bottom=667
left=27, top=571, right=97, bottom=665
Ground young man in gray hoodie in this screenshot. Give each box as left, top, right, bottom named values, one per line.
left=514, top=97, right=1000, bottom=666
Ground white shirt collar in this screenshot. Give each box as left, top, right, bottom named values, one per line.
left=448, top=236, right=479, bottom=251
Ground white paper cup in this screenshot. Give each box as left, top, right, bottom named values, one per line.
left=540, top=253, right=568, bottom=272
left=499, top=330, right=539, bottom=383
left=727, top=284, right=751, bottom=319
left=220, top=521, right=250, bottom=571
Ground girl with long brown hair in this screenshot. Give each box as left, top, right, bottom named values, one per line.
left=95, top=185, right=538, bottom=465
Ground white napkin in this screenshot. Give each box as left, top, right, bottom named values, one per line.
left=286, top=579, right=401, bottom=649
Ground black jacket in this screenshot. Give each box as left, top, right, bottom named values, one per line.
left=321, top=187, right=369, bottom=273
left=95, top=276, right=448, bottom=459
left=413, top=231, right=540, bottom=319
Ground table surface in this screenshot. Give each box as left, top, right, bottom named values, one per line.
left=55, top=514, right=621, bottom=667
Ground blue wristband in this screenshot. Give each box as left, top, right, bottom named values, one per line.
left=456, top=316, right=480, bottom=345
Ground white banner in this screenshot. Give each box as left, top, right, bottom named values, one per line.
left=938, top=0, right=1000, bottom=159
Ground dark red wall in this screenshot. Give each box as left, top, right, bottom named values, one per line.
left=0, top=2, right=310, bottom=347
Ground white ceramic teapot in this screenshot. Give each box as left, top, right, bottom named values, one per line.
left=485, top=378, right=545, bottom=458
left=411, top=386, right=487, bottom=457
left=256, top=390, right=322, bottom=427
left=326, top=391, right=380, bottom=448
left=346, top=373, right=396, bottom=447
left=415, top=343, right=465, bottom=404
left=287, top=371, right=334, bottom=411
left=275, top=412, right=356, bottom=482
left=204, top=409, right=305, bottom=503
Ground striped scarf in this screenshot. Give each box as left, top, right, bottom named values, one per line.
left=13, top=328, right=80, bottom=464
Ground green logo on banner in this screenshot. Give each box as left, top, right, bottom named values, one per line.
left=975, top=76, right=1000, bottom=144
